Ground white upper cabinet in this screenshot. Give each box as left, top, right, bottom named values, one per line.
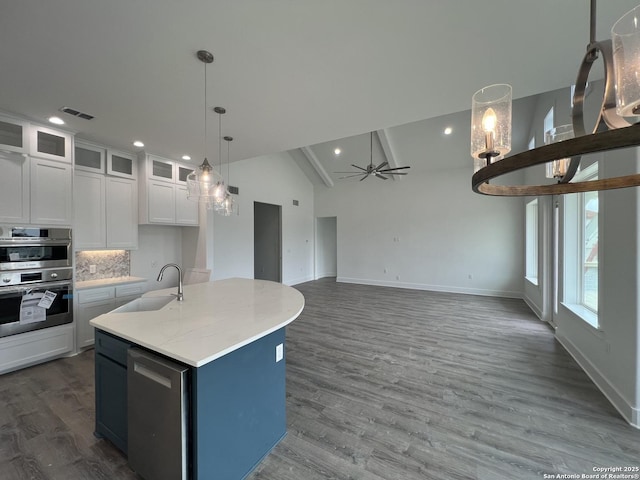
left=30, top=125, right=72, bottom=163
left=0, top=151, right=30, bottom=224
left=30, top=157, right=73, bottom=225
left=148, top=155, right=175, bottom=182
left=0, top=114, right=29, bottom=155
left=74, top=171, right=106, bottom=248
left=73, top=142, right=138, bottom=250
left=106, top=176, right=138, bottom=248
left=107, top=149, right=137, bottom=179
left=138, top=153, right=198, bottom=226
left=75, top=141, right=106, bottom=173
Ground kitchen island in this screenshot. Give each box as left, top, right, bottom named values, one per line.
left=90, top=278, right=305, bottom=480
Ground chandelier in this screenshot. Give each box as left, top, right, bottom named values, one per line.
left=470, top=1, right=640, bottom=196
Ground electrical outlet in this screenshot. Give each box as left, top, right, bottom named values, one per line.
left=89, top=265, right=96, bottom=274
left=468, top=274, right=473, bottom=280
left=275, top=344, right=284, bottom=362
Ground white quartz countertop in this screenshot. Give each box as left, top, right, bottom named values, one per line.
left=75, top=276, right=147, bottom=290
left=90, top=278, right=305, bottom=367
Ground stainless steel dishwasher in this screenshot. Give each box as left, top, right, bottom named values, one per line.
left=127, top=348, right=189, bottom=480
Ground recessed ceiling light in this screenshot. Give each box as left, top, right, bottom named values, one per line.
left=133, top=140, right=144, bottom=148
left=182, top=155, right=191, bottom=161
left=49, top=116, right=65, bottom=125
left=334, top=148, right=341, bottom=155
left=444, top=127, right=453, bottom=135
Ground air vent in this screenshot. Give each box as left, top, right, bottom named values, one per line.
left=293, top=199, right=299, bottom=206
left=228, top=185, right=239, bottom=195
left=59, top=106, right=95, bottom=120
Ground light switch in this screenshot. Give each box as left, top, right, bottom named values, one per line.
left=275, top=343, right=283, bottom=362
left=89, top=265, right=97, bottom=274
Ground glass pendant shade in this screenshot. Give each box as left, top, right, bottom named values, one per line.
left=210, top=179, right=227, bottom=206
left=470, top=84, right=512, bottom=171
left=186, top=158, right=223, bottom=203
left=613, top=5, right=640, bottom=117
left=544, top=124, right=574, bottom=179
left=218, top=191, right=236, bottom=216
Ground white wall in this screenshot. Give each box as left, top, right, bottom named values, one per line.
left=211, top=151, right=314, bottom=286
left=521, top=81, right=639, bottom=426
left=555, top=148, right=640, bottom=427
left=315, top=166, right=524, bottom=297
left=130, top=225, right=184, bottom=291
left=315, top=216, right=337, bottom=278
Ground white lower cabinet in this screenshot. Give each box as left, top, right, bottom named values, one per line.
left=76, top=281, right=146, bottom=348
left=0, top=325, right=74, bottom=375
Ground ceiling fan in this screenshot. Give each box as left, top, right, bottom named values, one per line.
left=335, top=132, right=410, bottom=181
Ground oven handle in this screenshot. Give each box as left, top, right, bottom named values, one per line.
left=0, top=281, right=73, bottom=296
left=0, top=240, right=71, bottom=246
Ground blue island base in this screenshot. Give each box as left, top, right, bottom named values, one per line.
left=192, top=328, right=287, bottom=479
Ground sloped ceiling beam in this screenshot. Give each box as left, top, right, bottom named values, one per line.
left=301, top=146, right=334, bottom=187
left=376, top=129, right=403, bottom=181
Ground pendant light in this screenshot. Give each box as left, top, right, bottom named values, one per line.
left=209, top=106, right=227, bottom=209
left=218, top=136, right=236, bottom=216
left=187, top=50, right=223, bottom=205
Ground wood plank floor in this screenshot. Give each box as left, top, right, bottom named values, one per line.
left=1, top=278, right=638, bottom=479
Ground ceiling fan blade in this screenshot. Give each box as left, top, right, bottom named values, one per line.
left=334, top=171, right=361, bottom=174
left=339, top=173, right=366, bottom=179
left=375, top=161, right=388, bottom=171
left=374, top=173, right=389, bottom=180
left=351, top=164, right=368, bottom=172
left=385, top=172, right=408, bottom=175
left=359, top=173, right=371, bottom=181
left=379, top=166, right=411, bottom=172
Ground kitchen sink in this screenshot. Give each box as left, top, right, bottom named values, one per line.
left=111, top=296, right=175, bottom=313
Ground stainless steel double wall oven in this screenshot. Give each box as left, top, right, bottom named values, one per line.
left=0, top=226, right=73, bottom=337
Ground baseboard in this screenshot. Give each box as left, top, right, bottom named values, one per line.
left=286, top=275, right=315, bottom=286
left=556, top=331, right=639, bottom=429
left=336, top=277, right=522, bottom=299
left=523, top=295, right=543, bottom=320
left=315, top=271, right=337, bottom=280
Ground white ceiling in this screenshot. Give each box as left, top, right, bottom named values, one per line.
left=0, top=1, right=636, bottom=167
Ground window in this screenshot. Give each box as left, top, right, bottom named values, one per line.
left=528, top=137, right=535, bottom=150
left=563, top=162, right=598, bottom=327
left=526, top=199, right=538, bottom=284
left=544, top=107, right=554, bottom=137
left=581, top=188, right=598, bottom=312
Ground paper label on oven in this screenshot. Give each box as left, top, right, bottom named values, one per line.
left=8, top=252, right=20, bottom=261
left=37, top=290, right=57, bottom=309
left=20, top=293, right=47, bottom=324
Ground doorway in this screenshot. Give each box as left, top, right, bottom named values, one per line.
left=315, top=216, right=337, bottom=279
left=254, top=202, right=282, bottom=282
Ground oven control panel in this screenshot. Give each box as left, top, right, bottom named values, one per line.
left=0, top=268, right=73, bottom=286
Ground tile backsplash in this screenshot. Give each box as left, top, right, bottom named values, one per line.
left=76, top=250, right=130, bottom=281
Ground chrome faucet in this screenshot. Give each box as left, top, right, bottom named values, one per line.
left=157, top=263, right=184, bottom=301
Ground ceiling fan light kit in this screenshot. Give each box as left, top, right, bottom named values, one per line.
left=470, top=0, right=640, bottom=196
left=335, top=131, right=410, bottom=181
